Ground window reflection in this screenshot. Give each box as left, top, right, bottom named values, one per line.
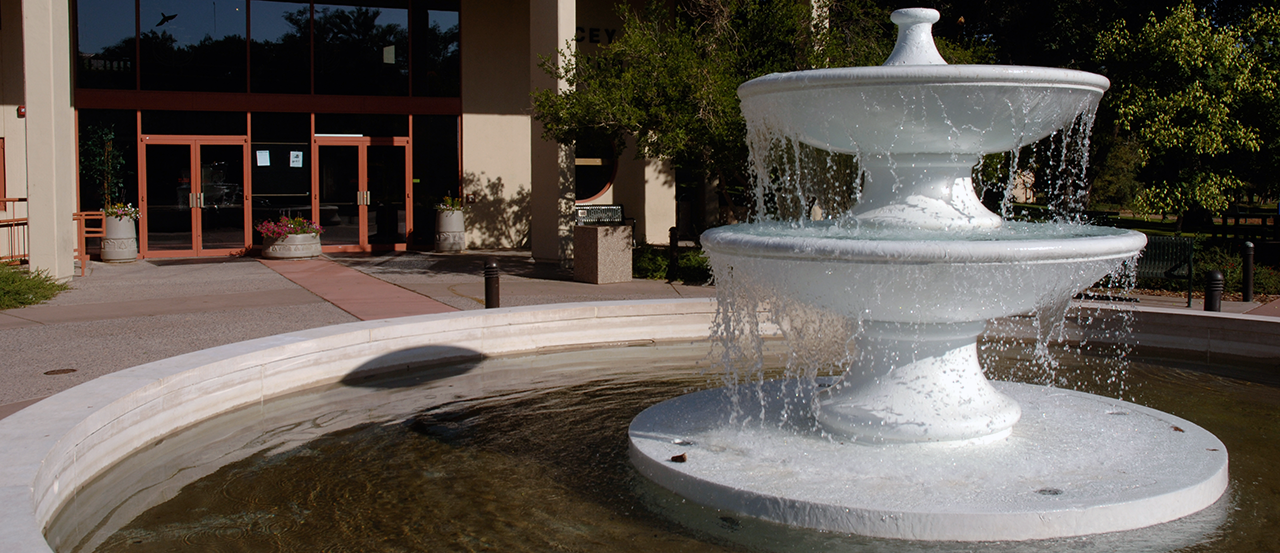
left=77, top=0, right=136, bottom=89
left=411, top=8, right=460, bottom=97
left=250, top=0, right=311, bottom=93
left=75, top=0, right=458, bottom=98
left=140, top=0, right=248, bottom=92
left=313, top=2, right=409, bottom=96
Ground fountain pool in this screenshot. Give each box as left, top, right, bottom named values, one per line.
left=40, top=334, right=1280, bottom=552
left=0, top=300, right=1276, bottom=552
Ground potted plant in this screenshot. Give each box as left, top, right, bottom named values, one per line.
left=101, top=202, right=140, bottom=262
left=81, top=124, right=136, bottom=261
left=435, top=196, right=466, bottom=252
left=257, top=216, right=324, bottom=259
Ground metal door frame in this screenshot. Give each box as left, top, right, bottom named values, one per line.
left=138, top=134, right=251, bottom=257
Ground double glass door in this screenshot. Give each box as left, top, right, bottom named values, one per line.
left=139, top=135, right=409, bottom=256
left=142, top=137, right=249, bottom=256
left=314, top=137, right=409, bottom=250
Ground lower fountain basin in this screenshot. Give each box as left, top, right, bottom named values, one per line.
left=702, top=222, right=1148, bottom=324
left=630, top=379, right=1228, bottom=541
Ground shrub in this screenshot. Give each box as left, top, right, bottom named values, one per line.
left=0, top=264, right=69, bottom=309
left=632, top=245, right=712, bottom=284
left=673, top=249, right=712, bottom=285
left=633, top=244, right=668, bottom=280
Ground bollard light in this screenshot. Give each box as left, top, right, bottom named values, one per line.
left=1242, top=242, right=1254, bottom=303
left=484, top=257, right=500, bottom=309
left=1204, top=270, right=1224, bottom=312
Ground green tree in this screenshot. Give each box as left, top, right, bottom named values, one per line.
left=532, top=0, right=989, bottom=227
left=1094, top=1, right=1276, bottom=227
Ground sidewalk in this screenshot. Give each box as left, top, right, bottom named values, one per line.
left=0, top=251, right=714, bottom=418
left=1, top=250, right=1273, bottom=420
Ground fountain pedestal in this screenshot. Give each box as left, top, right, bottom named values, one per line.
left=815, top=321, right=1020, bottom=443
left=852, top=154, right=1001, bottom=230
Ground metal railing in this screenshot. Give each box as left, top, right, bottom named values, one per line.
left=0, top=197, right=28, bottom=265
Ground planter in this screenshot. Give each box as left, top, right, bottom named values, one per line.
left=101, top=216, right=138, bottom=263
left=262, top=233, right=322, bottom=260
left=436, top=210, right=465, bottom=252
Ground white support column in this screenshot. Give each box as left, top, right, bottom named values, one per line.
left=529, top=0, right=575, bottom=264
left=22, top=0, right=77, bottom=280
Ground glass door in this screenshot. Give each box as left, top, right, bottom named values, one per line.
left=144, top=144, right=195, bottom=253
left=367, top=144, right=406, bottom=245
left=141, top=137, right=250, bottom=256
left=199, top=145, right=246, bottom=250
left=313, top=137, right=410, bottom=251
left=317, top=145, right=362, bottom=247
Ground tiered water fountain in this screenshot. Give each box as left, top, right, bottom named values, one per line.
left=630, top=8, right=1228, bottom=541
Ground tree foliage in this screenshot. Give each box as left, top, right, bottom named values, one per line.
left=1094, top=1, right=1277, bottom=220
left=533, top=0, right=984, bottom=221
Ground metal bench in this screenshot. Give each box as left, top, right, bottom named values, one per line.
left=1136, top=235, right=1194, bottom=307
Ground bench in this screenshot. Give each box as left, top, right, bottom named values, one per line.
left=1136, top=235, right=1194, bottom=307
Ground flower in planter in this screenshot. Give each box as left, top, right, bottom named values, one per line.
left=255, top=216, right=324, bottom=239
left=103, top=203, right=140, bottom=220
left=436, top=196, right=465, bottom=211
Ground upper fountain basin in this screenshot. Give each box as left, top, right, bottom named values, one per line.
left=738, top=65, right=1110, bottom=157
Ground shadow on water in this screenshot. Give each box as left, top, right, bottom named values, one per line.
left=337, top=344, right=485, bottom=389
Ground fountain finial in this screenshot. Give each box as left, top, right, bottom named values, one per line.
left=883, top=8, right=947, bottom=66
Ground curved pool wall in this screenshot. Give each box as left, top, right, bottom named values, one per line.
left=1, top=299, right=1277, bottom=552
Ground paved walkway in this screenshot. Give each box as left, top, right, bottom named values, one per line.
left=0, top=250, right=1274, bottom=420
left=0, top=252, right=714, bottom=418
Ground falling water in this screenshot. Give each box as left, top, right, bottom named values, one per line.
left=712, top=74, right=1135, bottom=422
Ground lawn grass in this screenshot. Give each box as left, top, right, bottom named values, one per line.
left=0, top=263, right=69, bottom=309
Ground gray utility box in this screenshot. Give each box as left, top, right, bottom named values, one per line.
left=573, top=205, right=632, bottom=284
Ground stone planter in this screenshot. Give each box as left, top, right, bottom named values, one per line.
left=262, top=233, right=321, bottom=260
left=436, top=210, right=465, bottom=252
left=101, top=216, right=138, bottom=263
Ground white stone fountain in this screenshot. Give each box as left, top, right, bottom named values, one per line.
left=629, top=8, right=1228, bottom=541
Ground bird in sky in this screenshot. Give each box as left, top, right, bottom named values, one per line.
left=156, top=13, right=177, bottom=27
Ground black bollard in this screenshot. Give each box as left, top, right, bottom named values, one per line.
left=1242, top=241, right=1254, bottom=303
left=484, top=257, right=500, bottom=309
left=1204, top=270, right=1224, bottom=312
left=668, top=226, right=679, bottom=283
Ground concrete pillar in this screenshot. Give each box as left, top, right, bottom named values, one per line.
left=21, top=0, right=77, bottom=280
left=529, top=0, right=575, bottom=264
left=642, top=157, right=676, bottom=245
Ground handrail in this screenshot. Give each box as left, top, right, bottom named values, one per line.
left=0, top=197, right=29, bottom=265
left=72, top=211, right=105, bottom=277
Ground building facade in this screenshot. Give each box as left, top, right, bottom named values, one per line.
left=2, top=0, right=675, bottom=279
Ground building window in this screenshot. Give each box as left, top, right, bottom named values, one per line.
left=411, top=4, right=460, bottom=97
left=75, top=0, right=459, bottom=98
left=139, top=0, right=248, bottom=92
left=313, top=2, right=410, bottom=96
left=76, top=0, right=137, bottom=90
left=250, top=0, right=312, bottom=94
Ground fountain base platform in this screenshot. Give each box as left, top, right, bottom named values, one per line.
left=630, top=380, right=1228, bottom=541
